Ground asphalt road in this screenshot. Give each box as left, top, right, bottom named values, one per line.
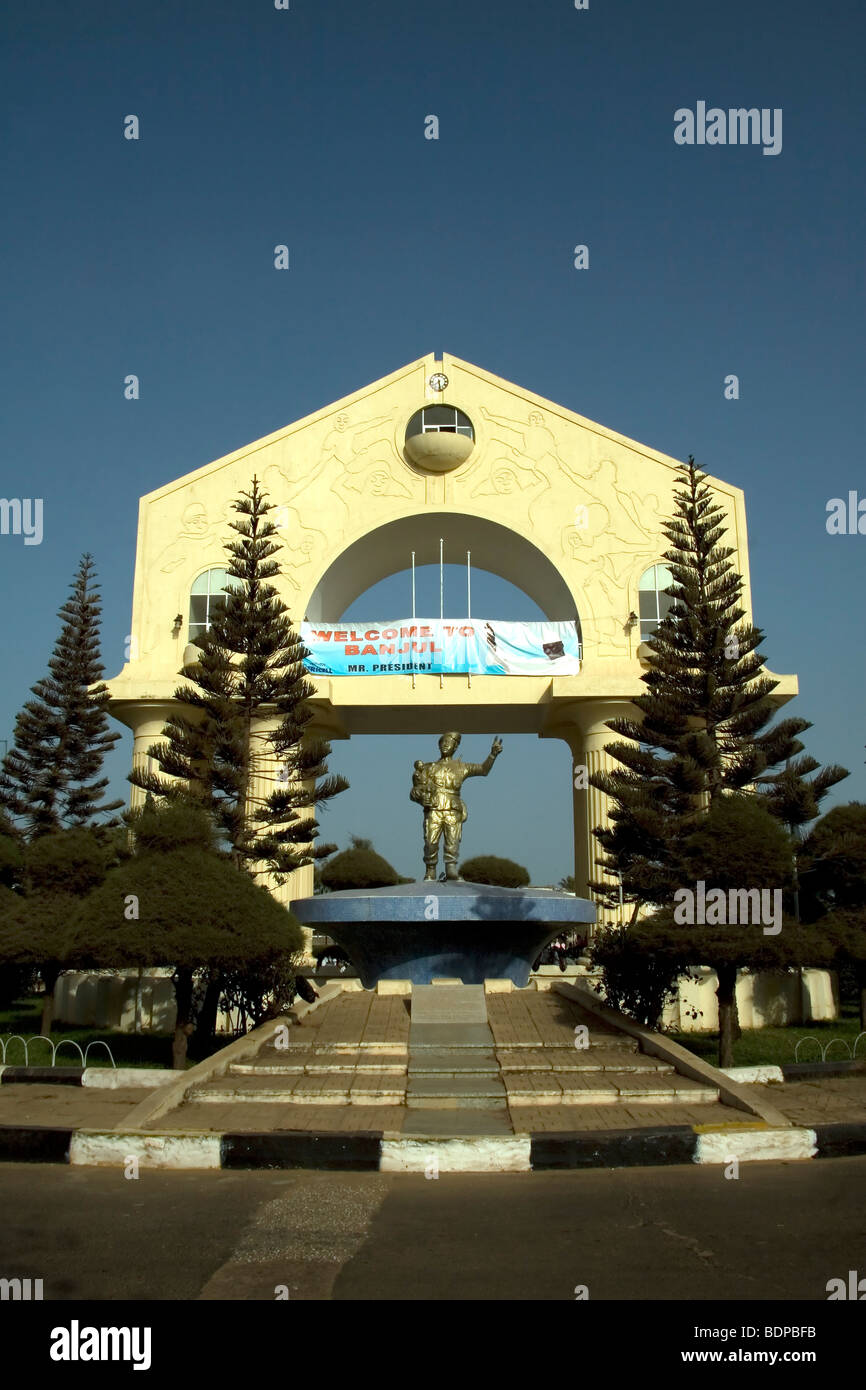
left=0, top=1157, right=862, bottom=1303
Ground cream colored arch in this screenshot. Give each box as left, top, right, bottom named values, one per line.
left=105, top=351, right=799, bottom=921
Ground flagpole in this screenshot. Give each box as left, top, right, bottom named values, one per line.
left=439, top=538, right=444, bottom=690
left=467, top=549, right=471, bottom=689
left=439, top=539, right=444, bottom=621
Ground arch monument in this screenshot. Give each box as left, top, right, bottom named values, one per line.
left=105, top=352, right=798, bottom=933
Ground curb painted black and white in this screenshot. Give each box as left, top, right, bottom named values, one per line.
left=0, top=1067, right=176, bottom=1088
left=2, top=1120, right=865, bottom=1171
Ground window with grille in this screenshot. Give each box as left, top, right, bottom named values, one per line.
left=638, top=563, right=674, bottom=641
left=188, top=568, right=229, bottom=642
left=405, top=405, right=474, bottom=439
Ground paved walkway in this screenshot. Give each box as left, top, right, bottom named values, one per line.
left=0, top=1085, right=155, bottom=1129
left=2, top=996, right=865, bottom=1139
left=752, top=1075, right=866, bottom=1126
left=7, top=1074, right=863, bottom=1136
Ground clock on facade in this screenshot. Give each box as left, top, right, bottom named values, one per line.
left=427, top=372, right=449, bottom=392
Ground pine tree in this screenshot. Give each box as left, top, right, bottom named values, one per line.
left=756, top=752, right=847, bottom=919
left=0, top=554, right=122, bottom=836
left=590, top=458, right=847, bottom=917
left=799, top=802, right=866, bottom=1028
left=129, top=477, right=348, bottom=879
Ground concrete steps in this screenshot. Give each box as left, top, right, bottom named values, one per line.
left=504, top=1071, right=719, bottom=1106
left=188, top=1071, right=406, bottom=1106
left=495, top=1047, right=673, bottom=1074
left=409, top=1049, right=499, bottom=1076
left=405, top=985, right=503, bottom=1108
left=230, top=1051, right=407, bottom=1076
left=257, top=1041, right=408, bottom=1056
left=406, top=1075, right=508, bottom=1110
left=490, top=1033, right=642, bottom=1051
left=174, top=986, right=724, bottom=1126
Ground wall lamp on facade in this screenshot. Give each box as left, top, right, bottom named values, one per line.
left=625, top=611, right=638, bottom=629
left=172, top=613, right=183, bottom=636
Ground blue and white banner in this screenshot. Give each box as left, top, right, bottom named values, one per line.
left=300, top=619, right=581, bottom=676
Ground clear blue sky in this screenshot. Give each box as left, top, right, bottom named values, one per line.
left=2, top=0, right=864, bottom=884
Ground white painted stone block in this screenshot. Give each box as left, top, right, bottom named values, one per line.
left=69, top=1131, right=222, bottom=1169
left=694, top=1128, right=816, bottom=1165
left=82, top=1068, right=175, bottom=1089
left=380, top=1137, right=531, bottom=1173
left=722, top=1065, right=785, bottom=1085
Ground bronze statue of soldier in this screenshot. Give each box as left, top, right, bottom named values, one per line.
left=410, top=732, right=503, bottom=881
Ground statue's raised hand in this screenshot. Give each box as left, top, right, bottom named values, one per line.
left=491, top=737, right=503, bottom=757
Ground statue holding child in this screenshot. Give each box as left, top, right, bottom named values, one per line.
left=410, top=732, right=503, bottom=881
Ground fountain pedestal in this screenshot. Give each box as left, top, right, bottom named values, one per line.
left=291, top=880, right=595, bottom=988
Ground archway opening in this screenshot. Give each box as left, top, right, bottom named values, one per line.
left=304, top=513, right=578, bottom=622
left=298, top=520, right=583, bottom=901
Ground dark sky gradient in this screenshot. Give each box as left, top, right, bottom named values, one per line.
left=2, top=0, right=864, bottom=882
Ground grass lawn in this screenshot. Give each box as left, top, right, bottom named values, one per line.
left=669, top=1002, right=866, bottom=1068
left=0, top=996, right=229, bottom=1069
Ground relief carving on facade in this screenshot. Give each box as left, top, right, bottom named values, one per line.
left=140, top=495, right=235, bottom=657
left=264, top=408, right=421, bottom=539
left=557, top=464, right=664, bottom=660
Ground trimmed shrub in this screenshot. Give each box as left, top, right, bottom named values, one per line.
left=319, top=845, right=401, bottom=891
left=459, top=855, right=530, bottom=889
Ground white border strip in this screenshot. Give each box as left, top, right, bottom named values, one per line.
left=722, top=1065, right=785, bottom=1084
left=70, top=1130, right=222, bottom=1169
left=83, top=1068, right=176, bottom=1089
left=381, top=1136, right=531, bottom=1173
left=695, top=1128, right=817, bottom=1164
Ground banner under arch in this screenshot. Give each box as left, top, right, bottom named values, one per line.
left=300, top=618, right=582, bottom=676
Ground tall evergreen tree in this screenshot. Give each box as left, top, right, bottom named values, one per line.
left=129, top=477, right=348, bottom=879
left=0, top=810, right=23, bottom=891
left=799, top=803, right=866, bottom=918
left=0, top=554, right=122, bottom=836
left=799, top=802, right=866, bottom=1028
left=590, top=458, right=847, bottom=917
left=755, top=750, right=847, bottom=920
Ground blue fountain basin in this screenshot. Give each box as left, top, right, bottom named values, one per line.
left=291, top=880, right=596, bottom=988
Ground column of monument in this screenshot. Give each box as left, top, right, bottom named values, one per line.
left=562, top=701, right=634, bottom=929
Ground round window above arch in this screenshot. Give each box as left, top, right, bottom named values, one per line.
left=404, top=405, right=475, bottom=472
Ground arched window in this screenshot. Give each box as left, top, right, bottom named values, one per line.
left=638, top=563, right=674, bottom=640
left=189, top=568, right=229, bottom=641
